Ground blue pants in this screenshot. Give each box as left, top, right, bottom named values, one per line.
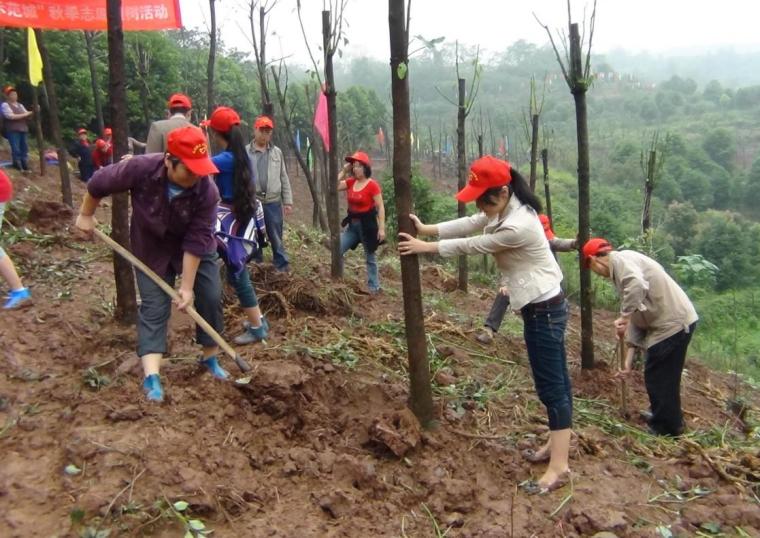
left=227, top=265, right=258, bottom=309
left=340, top=220, right=380, bottom=292
left=7, top=131, right=28, bottom=169
left=256, top=201, right=290, bottom=271
left=521, top=298, right=572, bottom=430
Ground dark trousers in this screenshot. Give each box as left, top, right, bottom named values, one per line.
left=227, top=265, right=258, bottom=309
left=484, top=291, right=510, bottom=332
left=255, top=201, right=289, bottom=271
left=644, top=323, right=696, bottom=436
left=135, top=254, right=223, bottom=356
left=521, top=299, right=572, bottom=430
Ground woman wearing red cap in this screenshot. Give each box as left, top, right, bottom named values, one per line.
left=0, top=170, right=31, bottom=308
left=338, top=151, right=386, bottom=294
left=204, top=106, right=269, bottom=346
left=75, top=125, right=226, bottom=401
left=399, top=156, right=572, bottom=494
left=1, top=85, right=33, bottom=172
left=583, top=238, right=698, bottom=436
left=70, top=128, right=95, bottom=182
left=92, top=139, right=111, bottom=170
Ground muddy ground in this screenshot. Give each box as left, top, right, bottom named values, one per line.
left=0, top=156, right=758, bottom=537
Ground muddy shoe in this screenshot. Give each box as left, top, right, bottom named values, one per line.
left=200, top=356, right=229, bottom=380
left=520, top=470, right=571, bottom=495
left=639, top=410, right=653, bottom=422
left=521, top=448, right=550, bottom=464
left=142, top=374, right=164, bottom=402
left=3, top=288, right=32, bottom=310
left=475, top=327, right=495, bottom=344
left=235, top=317, right=269, bottom=345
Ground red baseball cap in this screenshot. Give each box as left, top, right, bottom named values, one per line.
left=3, top=85, right=15, bottom=95
left=166, top=126, right=219, bottom=176
left=0, top=170, right=13, bottom=203
left=103, top=127, right=112, bottom=136
left=95, top=139, right=107, bottom=150
left=77, top=128, right=88, bottom=135
left=582, top=237, right=613, bottom=268
left=167, top=93, right=192, bottom=110
left=538, top=214, right=555, bottom=240
left=254, top=115, right=274, bottom=129
left=345, top=151, right=371, bottom=167
left=455, top=156, right=512, bottom=203
left=201, top=106, right=241, bottom=133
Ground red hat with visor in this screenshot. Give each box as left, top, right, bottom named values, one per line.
left=201, top=106, right=241, bottom=133
left=167, top=93, right=192, bottom=109
left=254, top=115, right=274, bottom=129
left=166, top=126, right=219, bottom=176
left=582, top=237, right=613, bottom=268
left=456, top=156, right=512, bottom=203
left=345, top=151, right=371, bottom=167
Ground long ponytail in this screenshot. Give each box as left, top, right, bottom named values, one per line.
left=220, top=125, right=257, bottom=226
left=509, top=167, right=542, bottom=213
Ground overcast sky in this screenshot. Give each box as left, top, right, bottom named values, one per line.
left=178, top=0, right=760, bottom=65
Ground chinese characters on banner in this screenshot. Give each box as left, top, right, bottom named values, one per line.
left=0, top=0, right=181, bottom=31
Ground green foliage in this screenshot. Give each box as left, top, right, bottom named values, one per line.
left=672, top=254, right=719, bottom=290
left=380, top=168, right=457, bottom=241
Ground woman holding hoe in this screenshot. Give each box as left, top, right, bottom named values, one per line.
left=398, top=156, right=572, bottom=494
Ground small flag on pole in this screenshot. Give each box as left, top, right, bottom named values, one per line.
left=313, top=90, right=330, bottom=152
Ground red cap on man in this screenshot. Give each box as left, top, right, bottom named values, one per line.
left=95, top=139, right=107, bottom=150
left=77, top=128, right=88, bottom=136
left=345, top=151, right=371, bottom=167
left=455, top=156, right=512, bottom=203
left=201, top=106, right=241, bottom=133
left=582, top=237, right=613, bottom=268
left=167, top=93, right=192, bottom=110
left=254, top=115, right=274, bottom=129
left=167, top=126, right=219, bottom=176
left=3, top=85, right=15, bottom=96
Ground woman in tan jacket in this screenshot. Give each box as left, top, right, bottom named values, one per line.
left=399, top=156, right=572, bottom=494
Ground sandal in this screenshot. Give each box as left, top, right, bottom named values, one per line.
left=519, top=470, right=571, bottom=495
left=521, top=448, right=550, bottom=463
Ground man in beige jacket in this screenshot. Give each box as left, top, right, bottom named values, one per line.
left=145, top=93, right=193, bottom=153
left=583, top=238, right=698, bottom=436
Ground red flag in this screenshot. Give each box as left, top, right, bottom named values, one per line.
left=314, top=90, right=330, bottom=152
left=375, top=127, right=385, bottom=149
left=0, top=0, right=182, bottom=31
left=498, top=138, right=506, bottom=157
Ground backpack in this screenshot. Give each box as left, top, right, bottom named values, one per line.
left=214, top=199, right=268, bottom=275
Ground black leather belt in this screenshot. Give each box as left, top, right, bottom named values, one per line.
left=521, top=292, right=565, bottom=314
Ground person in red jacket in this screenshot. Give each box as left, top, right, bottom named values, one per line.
left=92, top=139, right=111, bottom=170
left=0, top=170, right=31, bottom=309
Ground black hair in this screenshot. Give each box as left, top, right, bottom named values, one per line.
left=169, top=106, right=190, bottom=116
left=218, top=125, right=256, bottom=226
left=476, top=166, right=542, bottom=213
left=361, top=163, right=372, bottom=178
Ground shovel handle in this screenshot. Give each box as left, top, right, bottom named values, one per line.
left=93, top=228, right=251, bottom=372
left=617, top=336, right=628, bottom=416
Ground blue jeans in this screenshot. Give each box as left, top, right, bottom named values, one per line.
left=521, top=298, right=572, bottom=430
left=7, top=131, right=28, bottom=169
left=256, top=201, right=289, bottom=271
left=340, top=220, right=379, bottom=292
left=227, top=265, right=258, bottom=309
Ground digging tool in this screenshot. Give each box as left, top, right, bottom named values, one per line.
left=617, top=336, right=629, bottom=418
left=93, top=228, right=252, bottom=373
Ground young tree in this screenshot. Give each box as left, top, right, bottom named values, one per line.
left=641, top=132, right=664, bottom=234
left=248, top=0, right=277, bottom=117
left=389, top=0, right=434, bottom=427
left=537, top=0, right=597, bottom=369
left=206, top=0, right=217, bottom=117
left=83, top=31, right=105, bottom=135
left=106, top=0, right=138, bottom=323
left=33, top=30, right=72, bottom=207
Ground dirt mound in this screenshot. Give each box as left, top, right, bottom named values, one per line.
left=25, top=200, right=74, bottom=232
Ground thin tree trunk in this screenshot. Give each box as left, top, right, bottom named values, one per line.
left=438, top=128, right=442, bottom=179
left=206, top=0, right=217, bottom=117
left=34, top=30, right=71, bottom=206
left=488, top=114, right=496, bottom=155
left=107, top=0, right=138, bottom=324
left=529, top=113, right=539, bottom=192
left=427, top=125, right=434, bottom=168
left=322, top=10, right=342, bottom=279
left=30, top=83, right=45, bottom=176
left=541, top=148, right=552, bottom=224
left=570, top=23, right=594, bottom=369
left=270, top=66, right=327, bottom=231
left=84, top=31, right=105, bottom=135
left=389, top=0, right=434, bottom=428
left=642, top=149, right=656, bottom=233
left=456, top=77, right=467, bottom=292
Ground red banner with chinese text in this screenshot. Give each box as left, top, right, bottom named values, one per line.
left=0, top=0, right=182, bottom=31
